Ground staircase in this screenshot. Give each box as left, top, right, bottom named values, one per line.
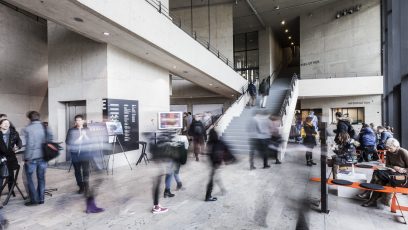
left=221, top=77, right=293, bottom=155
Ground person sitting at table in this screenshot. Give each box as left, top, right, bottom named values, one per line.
left=357, top=123, right=377, bottom=162
left=331, top=132, right=357, bottom=179
left=358, top=138, right=408, bottom=207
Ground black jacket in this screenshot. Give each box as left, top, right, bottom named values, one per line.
left=0, top=128, right=22, bottom=170
left=188, top=120, right=206, bottom=138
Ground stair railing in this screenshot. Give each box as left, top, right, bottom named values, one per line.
left=278, top=73, right=300, bottom=160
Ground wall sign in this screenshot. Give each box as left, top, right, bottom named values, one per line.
left=300, top=60, right=320, bottom=66
left=102, top=98, right=139, bottom=151
left=347, top=101, right=371, bottom=105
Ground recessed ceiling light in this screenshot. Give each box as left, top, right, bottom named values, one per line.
left=173, top=66, right=177, bottom=69
left=103, top=32, right=110, bottom=36
left=291, top=42, right=294, bottom=45
left=288, top=36, right=292, bottom=39
left=209, top=83, right=213, bottom=86
left=281, top=20, right=285, bottom=25
left=285, top=29, right=289, bottom=33
left=274, top=5, right=279, bottom=10
left=74, top=17, right=83, bottom=22
left=232, top=94, right=234, bottom=97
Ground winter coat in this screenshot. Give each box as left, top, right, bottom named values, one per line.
left=0, top=128, right=22, bottom=170
left=208, top=139, right=234, bottom=167
left=378, top=131, right=393, bottom=149
left=247, top=83, right=257, bottom=96
left=65, top=127, right=94, bottom=162
left=188, top=120, right=206, bottom=139
left=334, top=117, right=355, bottom=143
left=358, top=127, right=377, bottom=147
left=302, top=122, right=317, bottom=147
left=334, top=140, right=357, bottom=164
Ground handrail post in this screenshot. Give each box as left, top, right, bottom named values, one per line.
left=320, top=122, right=329, bottom=213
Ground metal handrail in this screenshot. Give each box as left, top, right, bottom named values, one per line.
left=144, top=0, right=237, bottom=72
left=279, top=74, right=299, bottom=118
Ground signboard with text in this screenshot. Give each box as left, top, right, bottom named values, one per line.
left=102, top=98, right=139, bottom=151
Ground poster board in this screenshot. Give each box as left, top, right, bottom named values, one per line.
left=102, top=98, right=139, bottom=150
left=158, top=112, right=183, bottom=130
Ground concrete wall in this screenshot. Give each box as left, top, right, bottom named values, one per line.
left=299, top=95, right=382, bottom=126
left=48, top=22, right=108, bottom=161
left=298, top=76, right=383, bottom=97
left=0, top=4, right=48, bottom=132
left=171, top=3, right=234, bottom=62
left=171, top=97, right=232, bottom=115
left=258, top=27, right=283, bottom=80
left=300, top=0, right=381, bottom=77
left=77, top=0, right=245, bottom=94
left=107, top=45, right=170, bottom=133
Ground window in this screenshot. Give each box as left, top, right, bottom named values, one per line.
left=233, top=31, right=259, bottom=81
left=332, top=108, right=365, bottom=124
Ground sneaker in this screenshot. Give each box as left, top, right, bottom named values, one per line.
left=205, top=196, right=217, bottom=202
left=152, top=205, right=168, bottom=214
left=263, top=165, right=271, bottom=169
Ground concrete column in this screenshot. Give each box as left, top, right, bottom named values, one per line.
left=258, top=27, right=283, bottom=81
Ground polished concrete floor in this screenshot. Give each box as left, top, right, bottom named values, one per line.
left=2, top=143, right=408, bottom=230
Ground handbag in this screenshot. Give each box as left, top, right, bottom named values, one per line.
left=42, top=124, right=62, bottom=161
left=0, top=157, right=9, bottom=178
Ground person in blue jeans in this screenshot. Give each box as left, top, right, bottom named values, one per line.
left=22, top=111, right=52, bottom=206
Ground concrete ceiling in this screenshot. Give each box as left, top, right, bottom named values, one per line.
left=4, top=0, right=239, bottom=98
left=171, top=0, right=339, bottom=46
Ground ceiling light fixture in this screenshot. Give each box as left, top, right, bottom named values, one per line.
left=285, top=29, right=289, bottom=33
left=173, top=66, right=177, bottom=69
left=74, top=17, right=83, bottom=22
left=291, top=42, right=294, bottom=45
left=281, top=20, right=285, bottom=25
left=209, top=83, right=213, bottom=86
left=103, top=32, right=110, bottom=36
left=288, top=36, right=292, bottom=39
left=274, top=5, right=279, bottom=10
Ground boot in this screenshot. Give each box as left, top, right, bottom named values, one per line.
left=176, top=182, right=183, bottom=190
left=85, top=197, right=105, bottom=214
left=362, top=192, right=381, bottom=207
left=306, top=153, right=312, bottom=166
left=78, top=182, right=84, bottom=194
left=164, top=189, right=175, bottom=198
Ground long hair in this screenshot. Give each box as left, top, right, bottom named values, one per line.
left=337, top=132, right=350, bottom=145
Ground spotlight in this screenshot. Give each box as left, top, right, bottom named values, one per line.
left=291, top=42, right=294, bottom=46
left=274, top=5, right=279, bottom=10
left=348, top=9, right=353, bottom=14
left=342, top=10, right=347, bottom=16
left=281, top=20, right=285, bottom=25
left=285, top=29, right=289, bottom=33
left=103, top=32, right=110, bottom=36
left=288, top=36, right=292, bottom=39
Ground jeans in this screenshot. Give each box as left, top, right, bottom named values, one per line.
left=165, top=161, right=181, bottom=189
left=24, top=159, right=47, bottom=203
left=73, top=161, right=90, bottom=187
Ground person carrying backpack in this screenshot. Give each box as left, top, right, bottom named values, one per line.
left=247, top=81, right=257, bottom=107
left=188, top=116, right=206, bottom=161
left=334, top=112, right=355, bottom=144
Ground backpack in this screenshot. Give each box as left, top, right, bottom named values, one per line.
left=193, top=124, right=203, bottom=136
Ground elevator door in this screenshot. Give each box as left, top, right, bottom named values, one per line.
left=65, top=101, right=86, bottom=161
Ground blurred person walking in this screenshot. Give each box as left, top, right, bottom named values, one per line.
left=0, top=119, right=22, bottom=197
left=301, top=117, right=317, bottom=166
left=258, top=79, right=268, bottom=108
left=66, top=115, right=91, bottom=194
left=188, top=116, right=206, bottom=161
left=164, top=130, right=189, bottom=197
left=67, top=115, right=104, bottom=213
left=268, top=115, right=282, bottom=164
left=247, top=81, right=257, bottom=107
left=205, top=129, right=235, bottom=202
left=22, top=111, right=52, bottom=206
left=248, top=110, right=271, bottom=169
